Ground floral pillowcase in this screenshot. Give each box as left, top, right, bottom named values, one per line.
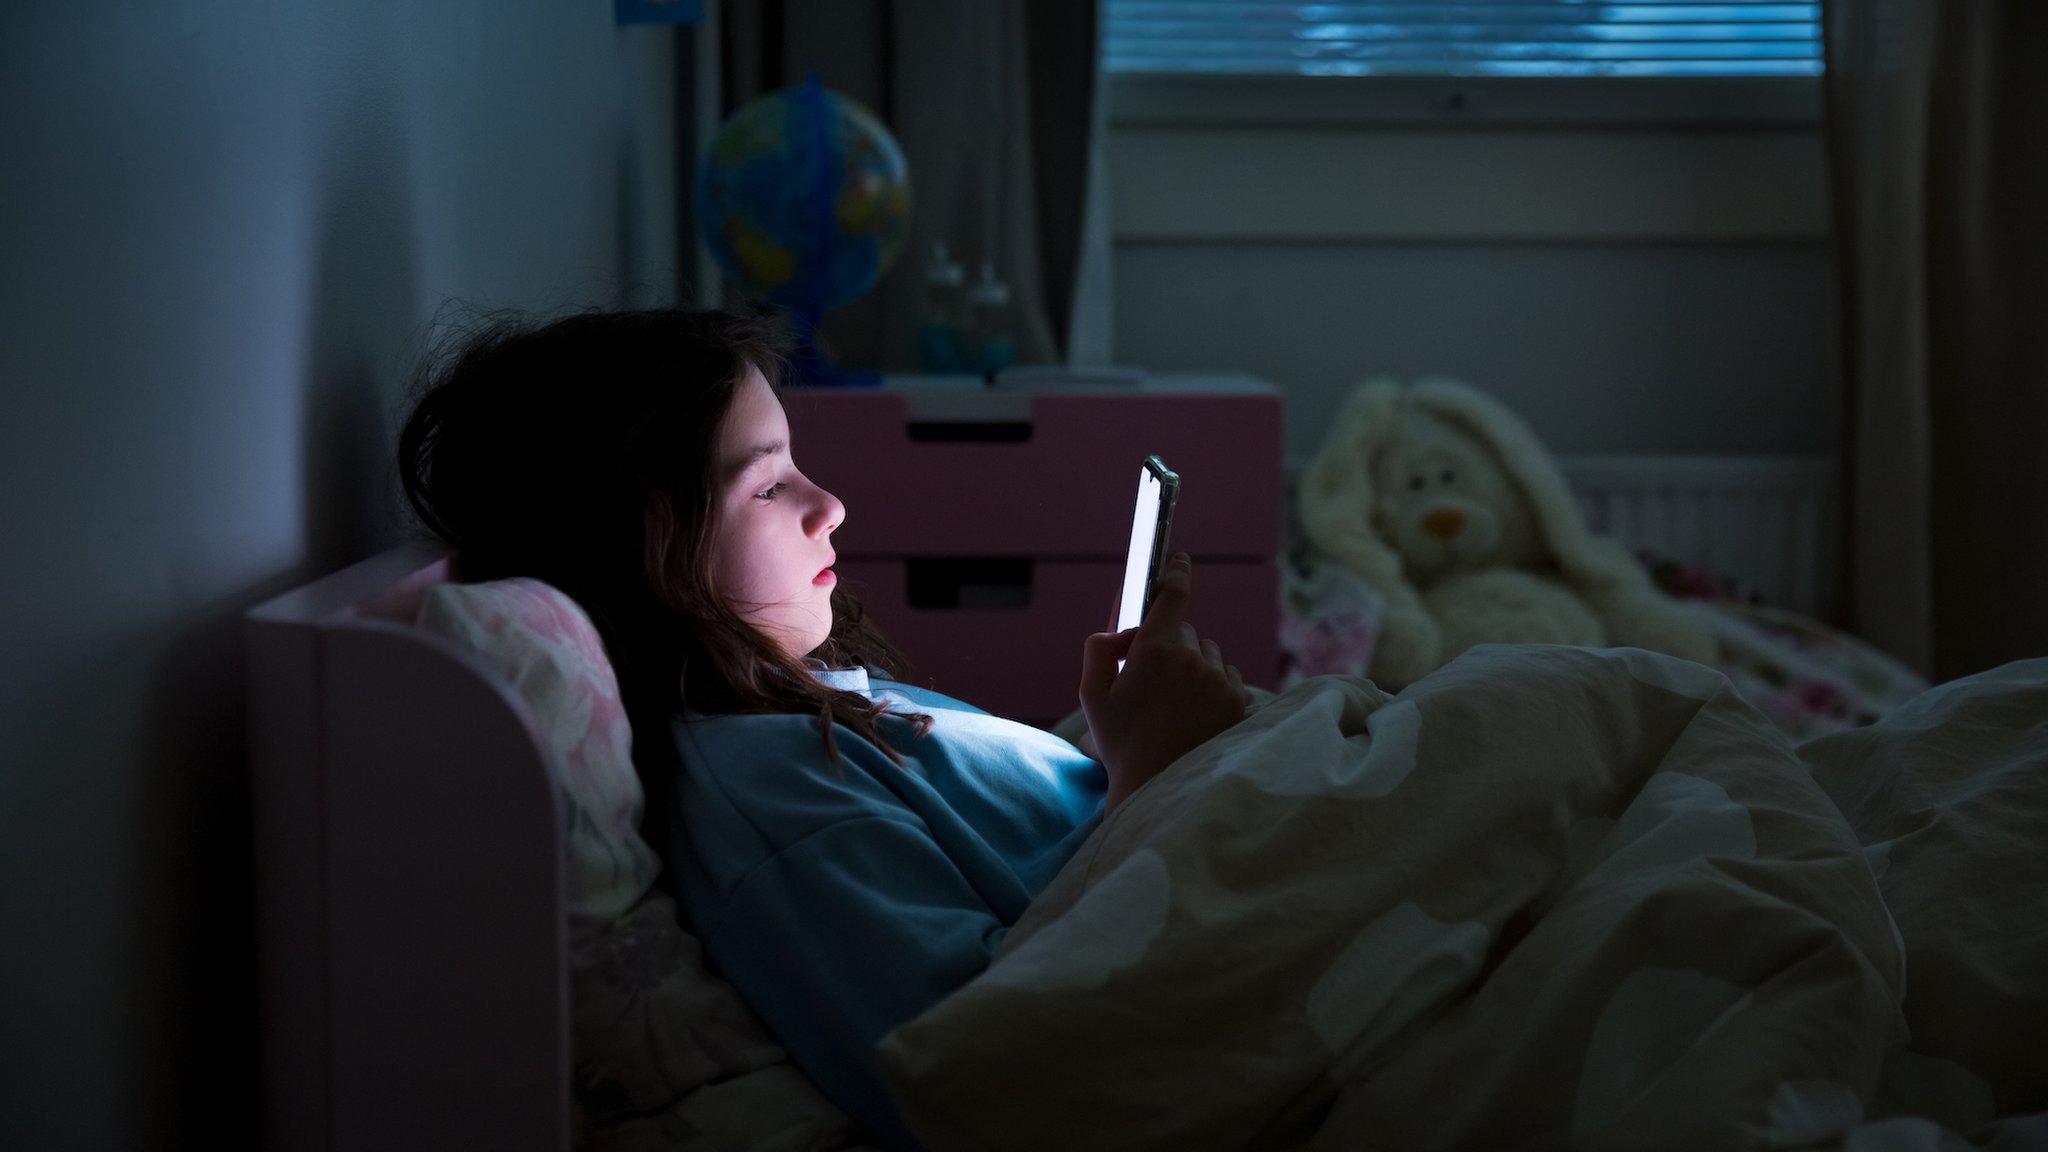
left=416, top=578, right=661, bottom=936
left=414, top=579, right=872, bottom=1148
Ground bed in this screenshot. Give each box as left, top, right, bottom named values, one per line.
left=248, top=544, right=2048, bottom=1152
left=247, top=544, right=569, bottom=1152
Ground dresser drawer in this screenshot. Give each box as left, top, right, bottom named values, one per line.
left=839, top=557, right=1280, bottom=725
left=783, top=390, right=1283, bottom=560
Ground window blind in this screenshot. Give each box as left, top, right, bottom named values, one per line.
left=1104, top=2, right=1823, bottom=77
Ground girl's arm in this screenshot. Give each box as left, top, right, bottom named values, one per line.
left=697, top=814, right=1009, bottom=1152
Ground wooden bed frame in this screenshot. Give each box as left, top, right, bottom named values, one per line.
left=246, top=544, right=568, bottom=1152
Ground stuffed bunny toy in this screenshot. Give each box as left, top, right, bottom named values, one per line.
left=1297, top=378, right=1719, bottom=689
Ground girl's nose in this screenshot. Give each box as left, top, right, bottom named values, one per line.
left=814, top=486, right=845, bottom=536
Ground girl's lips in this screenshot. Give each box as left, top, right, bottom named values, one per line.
left=813, top=567, right=836, bottom=586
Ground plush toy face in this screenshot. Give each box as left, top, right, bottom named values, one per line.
left=1371, top=410, right=1543, bottom=584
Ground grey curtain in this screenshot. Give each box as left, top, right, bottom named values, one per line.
left=1825, top=0, right=2048, bottom=679
left=720, top=0, right=1108, bottom=371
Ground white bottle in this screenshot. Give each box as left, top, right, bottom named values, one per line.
left=961, top=260, right=1016, bottom=377
left=916, top=242, right=967, bottom=374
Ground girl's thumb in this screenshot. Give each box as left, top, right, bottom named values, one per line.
left=1080, top=628, right=1139, bottom=704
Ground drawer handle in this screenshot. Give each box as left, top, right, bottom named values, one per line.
left=905, top=421, right=1033, bottom=443
left=906, top=557, right=1034, bottom=608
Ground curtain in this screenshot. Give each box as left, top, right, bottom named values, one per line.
left=719, top=0, right=1109, bottom=371
left=1824, top=0, right=2048, bottom=679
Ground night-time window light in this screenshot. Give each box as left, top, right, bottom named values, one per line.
left=1105, top=2, right=1823, bottom=78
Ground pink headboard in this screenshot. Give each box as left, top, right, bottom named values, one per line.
left=246, top=544, right=569, bottom=1152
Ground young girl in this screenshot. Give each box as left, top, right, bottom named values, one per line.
left=397, top=306, right=1250, bottom=1150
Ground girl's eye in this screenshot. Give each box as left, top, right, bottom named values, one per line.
left=754, top=482, right=791, bottom=502
left=1407, top=475, right=1427, bottom=492
left=1440, top=469, right=1456, bottom=484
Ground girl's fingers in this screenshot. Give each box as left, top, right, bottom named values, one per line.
left=1200, top=637, right=1223, bottom=667
left=1180, top=622, right=1199, bottom=650
left=1140, top=553, right=1192, bottom=643
left=1080, top=628, right=1142, bottom=705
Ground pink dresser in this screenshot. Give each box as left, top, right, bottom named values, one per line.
left=781, top=375, right=1284, bottom=727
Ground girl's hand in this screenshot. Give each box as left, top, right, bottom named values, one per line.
left=1078, top=553, right=1247, bottom=813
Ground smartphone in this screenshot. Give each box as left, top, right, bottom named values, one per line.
left=1116, top=455, right=1181, bottom=658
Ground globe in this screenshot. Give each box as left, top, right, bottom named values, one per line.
left=694, top=76, right=912, bottom=320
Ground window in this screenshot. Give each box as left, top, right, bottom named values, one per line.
left=1104, top=2, right=1823, bottom=78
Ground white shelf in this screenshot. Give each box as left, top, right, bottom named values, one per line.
left=863, top=371, right=1279, bottom=423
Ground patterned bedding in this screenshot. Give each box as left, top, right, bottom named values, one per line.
left=877, top=646, right=2048, bottom=1150
left=1277, top=555, right=1932, bottom=742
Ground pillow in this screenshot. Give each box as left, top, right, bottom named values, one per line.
left=416, top=578, right=660, bottom=934
left=570, top=888, right=872, bottom=1150
left=414, top=579, right=877, bottom=1149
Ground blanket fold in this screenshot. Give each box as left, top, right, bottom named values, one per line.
left=879, top=644, right=1926, bottom=1151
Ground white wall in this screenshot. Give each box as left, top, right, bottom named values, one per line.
left=0, top=4, right=679, bottom=1146
left=1105, top=77, right=1838, bottom=468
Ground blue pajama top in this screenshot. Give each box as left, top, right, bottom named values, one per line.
left=662, top=662, right=1108, bottom=1152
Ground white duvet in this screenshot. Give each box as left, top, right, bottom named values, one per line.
left=876, top=646, right=2048, bottom=1151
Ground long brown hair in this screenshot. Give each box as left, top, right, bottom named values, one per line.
left=396, top=305, right=932, bottom=850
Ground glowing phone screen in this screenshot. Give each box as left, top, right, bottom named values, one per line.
left=1117, top=465, right=1164, bottom=637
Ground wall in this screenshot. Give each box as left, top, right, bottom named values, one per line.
left=0, top=4, right=679, bottom=1146
left=1105, top=76, right=1838, bottom=468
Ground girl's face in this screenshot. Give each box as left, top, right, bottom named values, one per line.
left=708, top=367, right=846, bottom=659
